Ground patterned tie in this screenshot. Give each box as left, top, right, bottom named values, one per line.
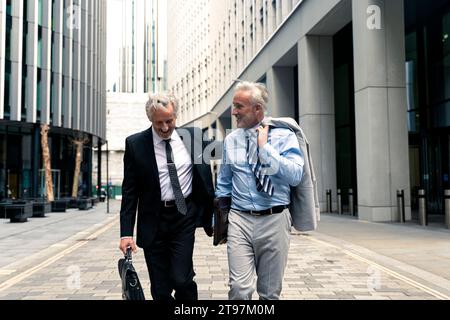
left=164, top=139, right=188, bottom=215
left=246, top=130, right=274, bottom=197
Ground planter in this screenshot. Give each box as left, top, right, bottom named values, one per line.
left=0, top=201, right=13, bottom=219
left=32, top=201, right=51, bottom=218
left=51, top=199, right=67, bottom=212
left=60, top=197, right=78, bottom=209
left=77, top=198, right=93, bottom=210
left=5, top=202, right=33, bottom=223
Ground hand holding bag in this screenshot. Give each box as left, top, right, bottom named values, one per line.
left=213, top=197, right=231, bottom=246
left=118, top=247, right=145, bottom=300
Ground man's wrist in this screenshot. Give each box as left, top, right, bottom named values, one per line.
left=121, top=236, right=133, bottom=240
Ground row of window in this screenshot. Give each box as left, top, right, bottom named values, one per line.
left=170, top=0, right=301, bottom=124
left=2, top=0, right=106, bottom=136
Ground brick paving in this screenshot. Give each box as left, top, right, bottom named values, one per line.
left=0, top=201, right=447, bottom=300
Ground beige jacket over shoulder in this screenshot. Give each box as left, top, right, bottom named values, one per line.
left=264, top=117, right=320, bottom=232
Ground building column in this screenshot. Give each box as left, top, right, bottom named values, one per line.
left=41, top=0, right=52, bottom=124
left=97, top=140, right=102, bottom=197
left=298, top=35, right=337, bottom=212
left=63, top=0, right=73, bottom=129
left=135, top=0, right=145, bottom=93
left=87, top=0, right=93, bottom=133
left=10, top=0, right=24, bottom=121
left=52, top=0, right=63, bottom=127
left=99, top=0, right=106, bottom=138
left=276, top=0, right=282, bottom=26
left=245, top=0, right=252, bottom=62
left=72, top=0, right=81, bottom=131
left=32, top=124, right=40, bottom=198
left=281, top=0, right=292, bottom=20
left=266, top=66, right=295, bottom=119
left=25, top=0, right=38, bottom=123
left=267, top=0, right=276, bottom=35
left=0, top=0, right=6, bottom=118
left=352, top=0, right=411, bottom=222
left=80, top=0, right=88, bottom=132
left=93, top=0, right=99, bottom=135
left=86, top=140, right=92, bottom=197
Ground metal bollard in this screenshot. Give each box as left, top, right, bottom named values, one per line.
left=418, top=189, right=427, bottom=226
left=397, top=190, right=405, bottom=223
left=445, top=190, right=450, bottom=230
left=337, top=189, right=342, bottom=215
left=326, top=189, right=332, bottom=213
left=348, top=189, right=354, bottom=216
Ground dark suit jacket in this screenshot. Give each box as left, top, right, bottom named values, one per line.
left=120, top=127, right=215, bottom=248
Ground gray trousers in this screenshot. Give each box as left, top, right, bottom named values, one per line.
left=227, top=208, right=291, bottom=300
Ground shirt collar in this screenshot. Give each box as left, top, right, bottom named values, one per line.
left=245, top=117, right=267, bottom=132
left=152, top=127, right=181, bottom=145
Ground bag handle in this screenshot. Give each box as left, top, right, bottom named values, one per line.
left=125, top=247, right=133, bottom=262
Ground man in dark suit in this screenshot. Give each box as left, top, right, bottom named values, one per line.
left=119, top=93, right=214, bottom=301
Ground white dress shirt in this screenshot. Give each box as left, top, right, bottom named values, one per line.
left=152, top=127, right=193, bottom=201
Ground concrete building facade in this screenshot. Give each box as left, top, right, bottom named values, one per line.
left=167, top=0, right=450, bottom=224
left=168, top=0, right=302, bottom=125
left=93, top=92, right=150, bottom=198
left=0, top=0, right=107, bottom=200
left=101, top=0, right=167, bottom=197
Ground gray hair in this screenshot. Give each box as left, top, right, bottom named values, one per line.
left=145, top=93, right=179, bottom=121
left=234, top=80, right=269, bottom=110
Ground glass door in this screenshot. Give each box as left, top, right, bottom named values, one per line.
left=38, top=169, right=61, bottom=200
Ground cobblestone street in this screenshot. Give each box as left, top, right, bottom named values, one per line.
left=0, top=201, right=449, bottom=300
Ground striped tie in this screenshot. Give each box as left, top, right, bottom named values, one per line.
left=164, top=139, right=188, bottom=215
left=246, top=130, right=275, bottom=197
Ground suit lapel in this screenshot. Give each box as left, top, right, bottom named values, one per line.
left=143, top=127, right=161, bottom=190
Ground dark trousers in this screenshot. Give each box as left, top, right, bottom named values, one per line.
left=143, top=200, right=198, bottom=301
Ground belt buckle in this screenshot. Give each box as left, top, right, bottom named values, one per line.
left=248, top=210, right=261, bottom=216
left=164, top=200, right=175, bottom=208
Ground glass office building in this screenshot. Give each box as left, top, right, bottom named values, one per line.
left=0, top=0, right=107, bottom=200
left=405, top=0, right=450, bottom=215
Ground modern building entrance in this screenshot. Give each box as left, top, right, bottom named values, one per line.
left=334, top=22, right=357, bottom=215
left=405, top=0, right=450, bottom=221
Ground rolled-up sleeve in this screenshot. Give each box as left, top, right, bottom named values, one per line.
left=258, top=131, right=304, bottom=187
left=215, top=139, right=233, bottom=198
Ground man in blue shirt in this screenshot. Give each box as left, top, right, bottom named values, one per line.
left=216, top=81, right=304, bottom=300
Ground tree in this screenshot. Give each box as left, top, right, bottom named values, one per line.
left=71, top=137, right=89, bottom=198
left=40, top=124, right=54, bottom=202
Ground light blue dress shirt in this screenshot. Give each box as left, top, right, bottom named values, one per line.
left=215, top=125, right=304, bottom=211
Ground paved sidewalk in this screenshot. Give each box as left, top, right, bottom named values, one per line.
left=310, top=213, right=450, bottom=298
left=316, top=214, right=450, bottom=279
left=0, top=201, right=448, bottom=300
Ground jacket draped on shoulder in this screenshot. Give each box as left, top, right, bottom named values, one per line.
left=264, top=117, right=320, bottom=232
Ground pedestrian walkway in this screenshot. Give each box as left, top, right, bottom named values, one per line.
left=0, top=201, right=448, bottom=300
